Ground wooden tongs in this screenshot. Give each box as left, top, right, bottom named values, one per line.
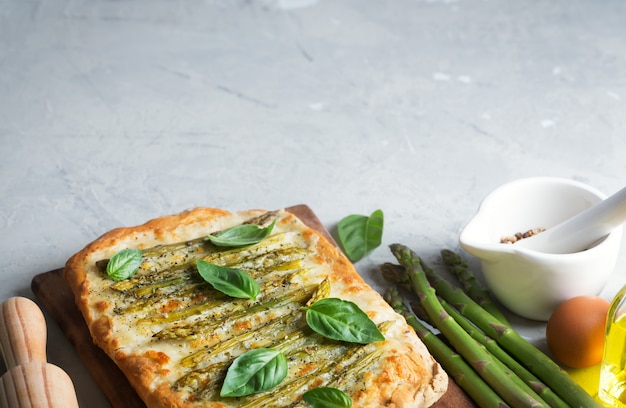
left=0, top=297, right=79, bottom=407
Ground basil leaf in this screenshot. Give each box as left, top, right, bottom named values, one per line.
left=337, top=209, right=384, bottom=262
left=303, top=298, right=384, bottom=344
left=106, top=248, right=142, bottom=281
left=303, top=387, right=352, bottom=408
left=208, top=220, right=276, bottom=247
left=196, top=260, right=260, bottom=300
left=220, top=348, right=288, bottom=397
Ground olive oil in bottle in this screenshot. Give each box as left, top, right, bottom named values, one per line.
left=599, top=285, right=626, bottom=407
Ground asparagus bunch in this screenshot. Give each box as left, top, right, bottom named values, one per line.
left=413, top=297, right=568, bottom=408
left=390, top=244, right=547, bottom=407
left=385, top=244, right=600, bottom=408
left=384, top=286, right=510, bottom=408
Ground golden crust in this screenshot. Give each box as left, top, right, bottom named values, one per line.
left=64, top=207, right=447, bottom=407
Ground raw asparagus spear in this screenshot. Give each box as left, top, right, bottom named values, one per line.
left=440, top=249, right=510, bottom=326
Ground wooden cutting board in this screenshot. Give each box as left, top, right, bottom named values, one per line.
left=31, top=204, right=475, bottom=407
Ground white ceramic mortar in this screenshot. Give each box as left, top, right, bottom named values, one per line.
left=460, top=177, right=623, bottom=321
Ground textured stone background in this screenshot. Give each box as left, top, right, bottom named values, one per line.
left=2, top=0, right=625, bottom=405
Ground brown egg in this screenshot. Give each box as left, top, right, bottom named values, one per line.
left=546, top=296, right=610, bottom=368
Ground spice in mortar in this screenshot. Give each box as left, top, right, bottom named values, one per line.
left=500, top=228, right=545, bottom=244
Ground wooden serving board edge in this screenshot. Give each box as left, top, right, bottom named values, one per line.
left=31, top=204, right=472, bottom=407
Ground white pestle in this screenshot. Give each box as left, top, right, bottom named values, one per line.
left=515, top=185, right=626, bottom=254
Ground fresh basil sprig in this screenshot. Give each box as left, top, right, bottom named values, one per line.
left=303, top=298, right=384, bottom=344
left=106, top=248, right=142, bottom=281
left=220, top=348, right=288, bottom=397
left=208, top=220, right=276, bottom=247
left=303, top=387, right=352, bottom=408
left=337, top=209, right=383, bottom=262
left=196, top=260, right=260, bottom=300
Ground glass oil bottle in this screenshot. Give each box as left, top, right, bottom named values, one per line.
left=599, top=284, right=626, bottom=407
